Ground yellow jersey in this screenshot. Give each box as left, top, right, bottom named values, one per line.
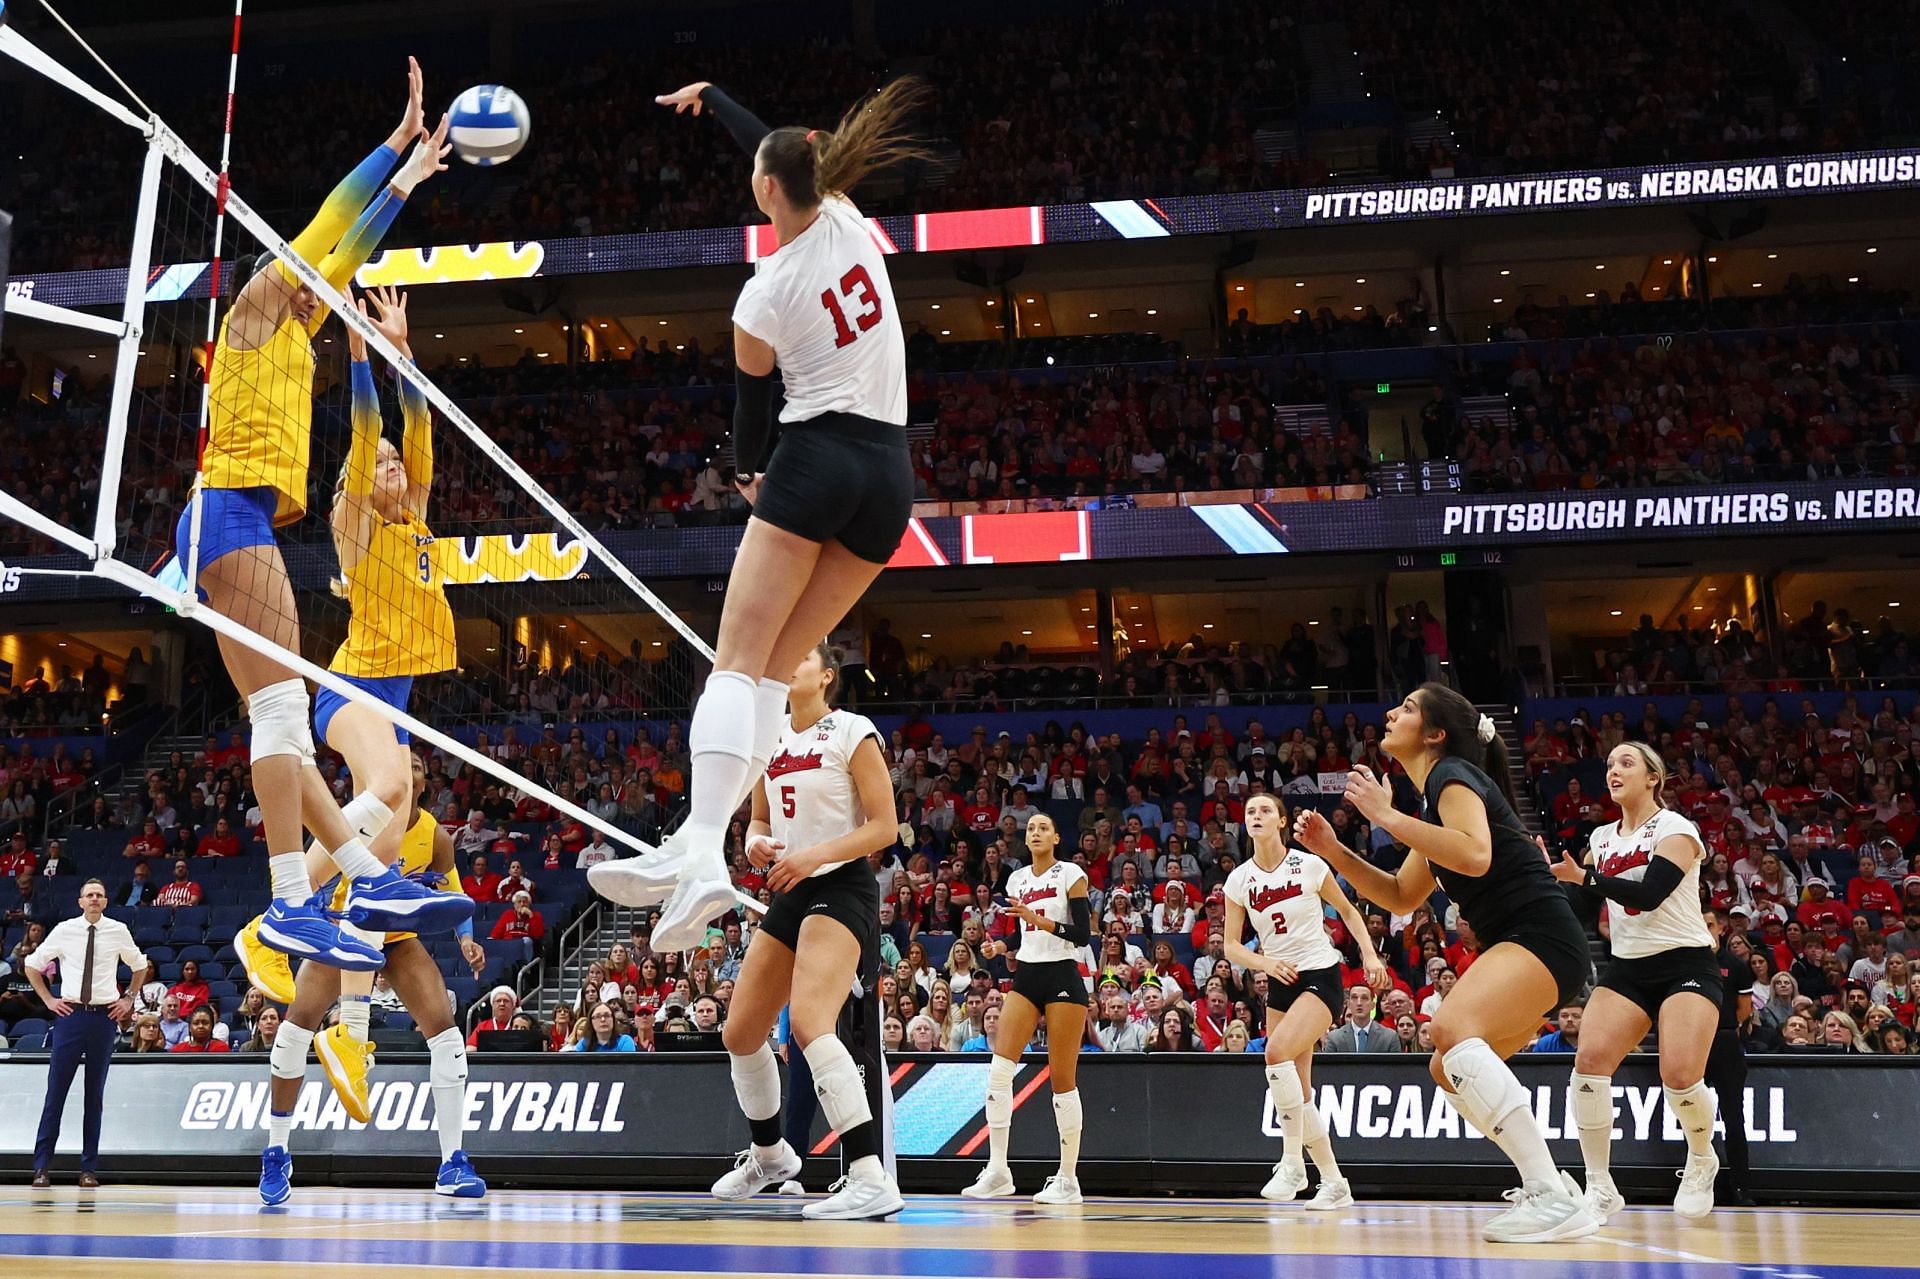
left=332, top=807, right=446, bottom=944
left=329, top=512, right=457, bottom=678
left=201, top=308, right=318, bottom=526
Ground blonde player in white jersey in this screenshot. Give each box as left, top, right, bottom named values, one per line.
left=1224, top=793, right=1388, bottom=1208
left=962, top=813, right=1093, bottom=1205
left=707, top=643, right=905, bottom=1220
left=589, top=77, right=932, bottom=956
left=1548, top=741, right=1720, bottom=1222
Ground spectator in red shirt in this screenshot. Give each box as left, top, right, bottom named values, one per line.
left=1443, top=914, right=1481, bottom=976
left=0, top=832, right=37, bottom=878
left=466, top=986, right=520, bottom=1048
left=194, top=817, right=241, bottom=858
left=491, top=891, right=546, bottom=959
left=153, top=858, right=203, bottom=908
left=122, top=819, right=166, bottom=860
left=1200, top=780, right=1243, bottom=828
left=1795, top=879, right=1853, bottom=934
left=495, top=859, right=535, bottom=903
left=958, top=785, right=1000, bottom=835
left=170, top=1006, right=230, bottom=1053
left=167, top=959, right=212, bottom=1018
left=1847, top=854, right=1902, bottom=921
left=465, top=853, right=503, bottom=903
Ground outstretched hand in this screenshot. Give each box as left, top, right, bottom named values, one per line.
left=390, top=56, right=427, bottom=150
left=1549, top=850, right=1588, bottom=885
left=363, top=284, right=411, bottom=356
left=655, top=82, right=714, bottom=115
left=393, top=114, right=452, bottom=195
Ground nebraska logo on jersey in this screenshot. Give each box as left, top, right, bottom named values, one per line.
left=1247, top=882, right=1304, bottom=912
left=766, top=750, right=826, bottom=780
left=1018, top=886, right=1058, bottom=907
left=1600, top=846, right=1651, bottom=877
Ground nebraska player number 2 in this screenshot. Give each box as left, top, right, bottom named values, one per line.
left=820, top=264, right=883, bottom=348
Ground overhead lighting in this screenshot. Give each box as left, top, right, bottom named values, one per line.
left=1868, top=247, right=1879, bottom=254
left=1427, top=325, right=1438, bottom=332
left=1767, top=253, right=1779, bottom=259
left=537, top=351, right=550, bottom=357
left=1706, top=256, right=1718, bottom=263
left=1025, top=297, right=1036, bottom=304
left=930, top=304, right=941, bottom=311
left=1130, top=604, right=1140, bottom=610
left=1492, top=297, right=1503, bottom=304
left=1595, top=264, right=1605, bottom=270
left=921, top=633, right=932, bottom=639
left=1693, top=605, right=1704, bottom=611
left=985, top=299, right=996, bottom=307
left=939, top=329, right=951, bottom=336
left=1499, top=269, right=1510, bottom=276
left=1234, top=284, right=1246, bottom=292
left=1585, top=292, right=1596, bottom=298
left=1081, top=606, right=1091, bottom=612
left=1892, top=602, right=1904, bottom=608
left=561, top=324, right=570, bottom=331
left=1202, top=623, right=1214, bottom=629
left=1308, top=621, right=1319, bottom=627
left=1708, top=586, right=1718, bottom=593
left=650, top=641, right=662, bottom=647
left=1352, top=305, right=1363, bottom=311
left=1088, top=312, right=1099, bottom=318
left=434, top=332, right=445, bottom=339
left=1146, top=308, right=1158, bottom=316
left=1354, top=277, right=1367, bottom=283
left=1849, top=276, right=1860, bottom=283
left=1021, top=630, right=1033, bottom=636
left=1752, top=283, right=1763, bottom=289
left=596, top=322, right=607, bottom=329
left=1610, top=610, right=1623, bottom=617
left=1663, top=258, right=1674, bottom=265
left=658, top=320, right=668, bottom=326
left=1294, top=281, right=1305, bottom=288
left=513, top=327, right=524, bottom=334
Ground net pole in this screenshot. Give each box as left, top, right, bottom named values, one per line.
left=93, top=136, right=165, bottom=556
left=183, top=0, right=245, bottom=600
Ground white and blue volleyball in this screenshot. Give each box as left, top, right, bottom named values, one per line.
left=448, top=85, right=531, bottom=166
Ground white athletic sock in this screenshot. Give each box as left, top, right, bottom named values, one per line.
left=735, top=678, right=790, bottom=811
left=1265, top=1061, right=1306, bottom=1166
left=1664, top=1081, right=1716, bottom=1158
left=1571, top=1071, right=1616, bottom=1180
left=339, top=994, right=372, bottom=1045
left=426, top=1028, right=469, bottom=1162
left=330, top=836, right=386, bottom=881
left=686, top=670, right=758, bottom=853
left=1442, top=1038, right=1559, bottom=1186
left=269, top=1111, right=292, bottom=1151
left=985, top=1054, right=1018, bottom=1171
left=1301, top=1102, right=1341, bottom=1180
left=1052, top=1089, right=1083, bottom=1179
left=269, top=851, right=310, bottom=905
left=730, top=1042, right=785, bottom=1156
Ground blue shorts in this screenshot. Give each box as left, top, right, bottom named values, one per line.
left=171, top=487, right=279, bottom=600
left=314, top=673, right=415, bottom=747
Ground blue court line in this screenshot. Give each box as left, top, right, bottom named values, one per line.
left=0, top=1232, right=1908, bottom=1279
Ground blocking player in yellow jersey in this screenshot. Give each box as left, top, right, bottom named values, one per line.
left=258, top=753, right=488, bottom=1205
left=181, top=57, right=456, bottom=975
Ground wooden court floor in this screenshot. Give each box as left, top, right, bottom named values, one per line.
left=0, top=1185, right=1909, bottom=1278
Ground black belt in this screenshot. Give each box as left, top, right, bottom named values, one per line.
left=70, top=1003, right=116, bottom=1012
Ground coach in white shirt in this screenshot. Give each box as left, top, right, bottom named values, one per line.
left=23, top=878, right=145, bottom=1188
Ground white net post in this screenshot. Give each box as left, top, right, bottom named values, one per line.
left=95, top=138, right=166, bottom=557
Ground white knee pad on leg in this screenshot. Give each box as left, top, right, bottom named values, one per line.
left=427, top=1027, right=468, bottom=1090
left=802, top=1034, right=871, bottom=1134
left=1663, top=1081, right=1714, bottom=1134
left=1441, top=1038, right=1530, bottom=1135
left=1301, top=1101, right=1328, bottom=1146
left=1051, top=1089, right=1082, bottom=1137
left=341, top=791, right=395, bottom=843
left=1571, top=1072, right=1615, bottom=1132
left=729, top=1041, right=782, bottom=1122
left=249, top=679, right=315, bottom=764
left=986, top=1054, right=1018, bottom=1128
left=271, top=1021, right=317, bottom=1080
left=1265, top=1060, right=1305, bottom=1113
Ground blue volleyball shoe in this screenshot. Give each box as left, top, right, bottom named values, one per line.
left=346, top=866, right=475, bottom=934
left=259, top=1146, right=293, bottom=1207
left=257, top=899, right=386, bottom=971
left=435, top=1150, right=487, bottom=1198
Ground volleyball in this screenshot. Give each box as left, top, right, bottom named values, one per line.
left=448, top=84, right=531, bottom=166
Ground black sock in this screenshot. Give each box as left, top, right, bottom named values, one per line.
left=839, top=1120, right=877, bottom=1163
left=749, top=1114, right=783, bottom=1148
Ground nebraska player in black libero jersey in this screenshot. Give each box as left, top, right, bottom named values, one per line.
left=1295, top=682, right=1598, bottom=1246
left=590, top=77, right=932, bottom=959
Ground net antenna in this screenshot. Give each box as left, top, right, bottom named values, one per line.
left=0, top=18, right=754, bottom=911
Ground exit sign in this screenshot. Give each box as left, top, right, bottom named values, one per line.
left=1439, top=552, right=1457, bottom=566
left=1375, top=382, right=1391, bottom=394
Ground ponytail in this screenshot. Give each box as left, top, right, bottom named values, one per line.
left=1412, top=683, right=1518, bottom=810
left=760, top=77, right=934, bottom=207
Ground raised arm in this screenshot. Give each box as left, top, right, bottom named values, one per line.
left=1343, top=767, right=1494, bottom=879
left=1294, top=807, right=1438, bottom=916
left=331, top=308, right=383, bottom=582
left=361, top=286, right=432, bottom=513
left=312, top=113, right=450, bottom=304
left=656, top=81, right=773, bottom=158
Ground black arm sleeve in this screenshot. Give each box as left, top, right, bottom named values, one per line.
left=1581, top=856, right=1688, bottom=911
left=698, top=85, right=772, bottom=158
left=733, top=367, right=778, bottom=476
left=1056, top=896, right=1093, bottom=947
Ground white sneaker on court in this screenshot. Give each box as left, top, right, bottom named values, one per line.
left=711, top=1144, right=803, bottom=1201
left=777, top=1180, right=807, bottom=1197
left=803, top=1171, right=905, bottom=1220
left=1585, top=1173, right=1624, bottom=1224
left=1305, top=1177, right=1353, bottom=1211
left=1483, top=1172, right=1601, bottom=1244
left=1260, top=1157, right=1307, bottom=1202
left=960, top=1164, right=1016, bottom=1199
left=1674, top=1152, right=1719, bottom=1220
left=1032, top=1175, right=1081, bottom=1205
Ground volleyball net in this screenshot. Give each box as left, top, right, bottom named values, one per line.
left=0, top=18, right=740, bottom=885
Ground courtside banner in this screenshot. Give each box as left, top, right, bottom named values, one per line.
left=2, top=1054, right=1913, bottom=1186
left=6, top=477, right=1918, bottom=604
left=16, top=148, right=1920, bottom=305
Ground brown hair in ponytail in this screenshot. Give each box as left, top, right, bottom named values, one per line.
left=758, top=77, right=935, bottom=208
left=1410, top=682, right=1518, bottom=810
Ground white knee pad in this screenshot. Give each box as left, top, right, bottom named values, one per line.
left=1265, top=1060, right=1305, bottom=1113
left=1051, top=1089, right=1082, bottom=1137
left=1663, top=1081, right=1714, bottom=1134
left=986, top=1053, right=1018, bottom=1128
left=729, top=1041, right=782, bottom=1122
left=249, top=678, right=315, bottom=764
left=427, top=1027, right=468, bottom=1090
left=1571, top=1072, right=1615, bottom=1133
left=802, top=1034, right=871, bottom=1134
left=1301, top=1101, right=1328, bottom=1146
left=341, top=791, right=395, bottom=843
left=271, top=1020, right=317, bottom=1081
left=1441, top=1037, right=1531, bottom=1134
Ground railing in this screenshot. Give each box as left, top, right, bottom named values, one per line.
left=1550, top=675, right=1920, bottom=698
left=41, top=692, right=211, bottom=838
